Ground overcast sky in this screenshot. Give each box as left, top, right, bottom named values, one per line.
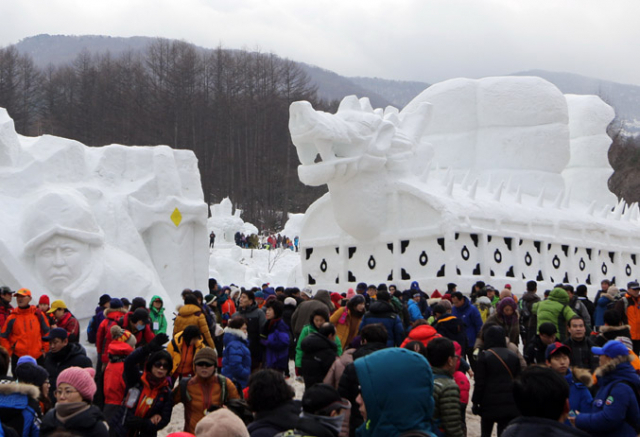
left=1, top=0, right=638, bottom=86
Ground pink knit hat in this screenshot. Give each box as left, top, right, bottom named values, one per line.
left=346, top=288, right=356, bottom=299
left=57, top=367, right=97, bottom=401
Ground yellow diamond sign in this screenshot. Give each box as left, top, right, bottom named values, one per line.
left=170, top=208, right=182, bottom=227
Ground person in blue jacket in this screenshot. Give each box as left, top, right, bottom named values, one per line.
left=260, top=300, right=290, bottom=374
left=573, top=340, right=640, bottom=437
left=407, top=292, right=424, bottom=323
left=544, top=342, right=592, bottom=424
left=451, top=292, right=483, bottom=368
left=221, top=316, right=251, bottom=389
left=355, top=348, right=437, bottom=437
left=359, top=290, right=405, bottom=347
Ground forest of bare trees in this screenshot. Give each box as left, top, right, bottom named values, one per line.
left=0, top=39, right=331, bottom=229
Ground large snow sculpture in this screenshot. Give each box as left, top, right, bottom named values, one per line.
left=0, top=108, right=208, bottom=320
left=208, top=197, right=258, bottom=247
left=291, top=76, right=627, bottom=294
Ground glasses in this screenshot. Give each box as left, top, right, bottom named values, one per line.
left=153, top=361, right=170, bottom=369
left=195, top=362, right=214, bottom=368
left=55, top=388, right=78, bottom=397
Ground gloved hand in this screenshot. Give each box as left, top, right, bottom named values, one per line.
left=148, top=333, right=169, bottom=352
left=473, top=348, right=480, bottom=360
left=471, top=403, right=481, bottom=415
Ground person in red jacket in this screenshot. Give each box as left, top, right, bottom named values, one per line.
left=0, top=286, right=14, bottom=329
left=103, top=339, right=134, bottom=423
left=47, top=300, right=80, bottom=343
left=0, top=288, right=50, bottom=374
left=96, top=298, right=128, bottom=366
left=119, top=307, right=155, bottom=348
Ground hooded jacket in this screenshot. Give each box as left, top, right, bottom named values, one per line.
left=301, top=332, right=338, bottom=388
left=54, top=310, right=80, bottom=343
left=295, top=323, right=343, bottom=368
left=434, top=315, right=467, bottom=350
left=354, top=348, right=437, bottom=437
left=148, top=295, right=167, bottom=335
left=0, top=382, right=41, bottom=437
left=167, top=330, right=205, bottom=376
left=0, top=305, right=49, bottom=359
left=173, top=304, right=215, bottom=348
left=359, top=300, right=404, bottom=347
left=451, top=297, right=483, bottom=347
left=565, top=368, right=593, bottom=422
left=533, top=288, right=577, bottom=341
left=432, top=367, right=464, bottom=437
left=42, top=342, right=93, bottom=400
left=96, top=307, right=128, bottom=363
left=290, top=290, right=335, bottom=338
left=594, top=324, right=632, bottom=347
left=221, top=327, right=251, bottom=389
left=575, top=355, right=640, bottom=437
left=104, top=341, right=134, bottom=405
left=400, top=324, right=440, bottom=349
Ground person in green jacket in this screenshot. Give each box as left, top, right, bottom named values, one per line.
left=295, top=308, right=342, bottom=372
left=149, top=295, right=167, bottom=335
left=533, top=287, right=576, bottom=341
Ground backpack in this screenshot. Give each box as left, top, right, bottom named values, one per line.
left=606, top=296, right=620, bottom=311
left=87, top=314, right=98, bottom=344
left=518, top=299, right=531, bottom=322
left=179, top=374, right=227, bottom=407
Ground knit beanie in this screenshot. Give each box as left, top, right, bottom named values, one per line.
left=39, top=295, right=50, bottom=305
left=284, top=297, right=297, bottom=307
left=195, top=408, right=249, bottom=437
left=15, top=363, right=49, bottom=387
left=109, top=298, right=124, bottom=310
left=194, top=347, right=218, bottom=366
left=110, top=325, right=137, bottom=348
left=608, top=286, right=620, bottom=297
left=57, top=367, right=96, bottom=402
left=346, top=288, right=356, bottom=299
left=16, top=355, right=37, bottom=367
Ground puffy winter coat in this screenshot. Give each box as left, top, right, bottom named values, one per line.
left=330, top=307, right=362, bottom=349
left=360, top=300, right=404, bottom=347
left=594, top=324, right=632, bottom=347
left=54, top=310, right=80, bottom=343
left=0, top=302, right=13, bottom=332
left=432, top=367, right=464, bottom=437
left=260, top=318, right=290, bottom=371
left=563, top=336, right=597, bottom=370
left=565, top=368, right=593, bottom=422
left=0, top=305, right=49, bottom=359
left=301, top=332, right=338, bottom=388
left=41, top=404, right=108, bottom=437
left=575, top=356, right=640, bottom=437
left=167, top=331, right=205, bottom=376
left=451, top=297, right=483, bottom=348
left=323, top=348, right=355, bottom=389
left=290, top=290, right=335, bottom=337
left=173, top=304, right=215, bottom=348
left=400, top=324, right=440, bottom=348
left=120, top=312, right=156, bottom=348
left=295, top=324, right=342, bottom=368
left=594, top=294, right=616, bottom=327
left=475, top=313, right=520, bottom=349
left=0, top=382, right=41, bottom=437
left=42, top=342, right=93, bottom=401
left=148, top=295, right=167, bottom=335
left=234, top=302, right=266, bottom=368
left=221, top=327, right=251, bottom=389
left=533, top=288, right=576, bottom=341
left=434, top=315, right=467, bottom=350
left=96, top=307, right=128, bottom=363
left=104, top=341, right=134, bottom=405
left=407, top=299, right=423, bottom=323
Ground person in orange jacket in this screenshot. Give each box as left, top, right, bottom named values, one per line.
left=0, top=288, right=50, bottom=374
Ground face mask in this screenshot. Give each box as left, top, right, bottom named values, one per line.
left=136, top=322, right=145, bottom=331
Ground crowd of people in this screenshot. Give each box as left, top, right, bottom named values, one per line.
left=0, top=277, right=639, bottom=437
left=233, top=232, right=299, bottom=251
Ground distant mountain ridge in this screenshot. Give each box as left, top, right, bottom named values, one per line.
left=10, top=34, right=640, bottom=134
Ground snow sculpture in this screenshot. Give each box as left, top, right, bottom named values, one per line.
left=207, top=197, right=258, bottom=247
left=0, top=108, right=208, bottom=320
left=291, top=76, right=626, bottom=294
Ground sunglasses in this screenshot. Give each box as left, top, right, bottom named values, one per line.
left=195, top=361, right=214, bottom=368
left=153, top=361, right=170, bottom=369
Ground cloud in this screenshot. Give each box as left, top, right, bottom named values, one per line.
left=1, top=0, right=639, bottom=85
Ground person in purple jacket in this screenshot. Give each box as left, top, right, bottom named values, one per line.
left=261, top=300, right=290, bottom=374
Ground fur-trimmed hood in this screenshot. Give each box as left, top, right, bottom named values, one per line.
left=594, top=354, right=637, bottom=379
left=599, top=324, right=631, bottom=334
left=0, top=381, right=40, bottom=399
left=223, top=327, right=247, bottom=341
left=571, top=366, right=593, bottom=387
left=104, top=307, right=127, bottom=317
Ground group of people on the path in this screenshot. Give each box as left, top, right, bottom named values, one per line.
left=0, top=277, right=639, bottom=437
left=232, top=231, right=299, bottom=252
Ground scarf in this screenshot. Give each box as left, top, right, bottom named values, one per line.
left=134, top=373, right=169, bottom=418
left=55, top=401, right=90, bottom=423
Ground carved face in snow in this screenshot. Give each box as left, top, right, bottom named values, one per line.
left=34, top=235, right=92, bottom=293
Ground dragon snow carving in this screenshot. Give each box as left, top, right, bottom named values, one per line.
left=289, top=96, right=432, bottom=240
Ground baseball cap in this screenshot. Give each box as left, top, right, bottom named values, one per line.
left=16, top=288, right=32, bottom=297
left=0, top=286, right=13, bottom=295
left=627, top=281, right=640, bottom=290
left=47, top=300, right=67, bottom=314
left=592, top=340, right=630, bottom=358
left=545, top=342, right=571, bottom=361
left=302, top=383, right=351, bottom=415
left=44, top=328, right=68, bottom=341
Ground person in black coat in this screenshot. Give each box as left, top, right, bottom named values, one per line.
left=432, top=304, right=467, bottom=350
left=247, top=369, right=301, bottom=437
left=301, top=323, right=339, bottom=389
left=472, top=325, right=521, bottom=437
left=42, top=328, right=93, bottom=401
